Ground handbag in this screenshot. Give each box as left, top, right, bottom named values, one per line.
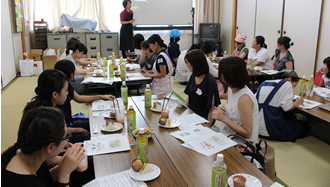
left=227, top=134, right=276, bottom=182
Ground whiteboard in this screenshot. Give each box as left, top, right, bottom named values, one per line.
left=131, top=0, right=193, bottom=25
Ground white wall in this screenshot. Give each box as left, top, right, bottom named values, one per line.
left=1, top=0, right=18, bottom=87
left=316, top=0, right=330, bottom=72
left=219, top=0, right=234, bottom=54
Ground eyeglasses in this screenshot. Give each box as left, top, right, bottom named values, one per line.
left=55, top=130, right=73, bottom=142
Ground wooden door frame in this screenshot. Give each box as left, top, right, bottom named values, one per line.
left=314, top=0, right=324, bottom=75
left=231, top=0, right=237, bottom=54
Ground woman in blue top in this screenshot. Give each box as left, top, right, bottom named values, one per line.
left=271, top=36, right=295, bottom=71
left=168, top=29, right=181, bottom=74
left=184, top=49, right=220, bottom=126
left=141, top=34, right=173, bottom=95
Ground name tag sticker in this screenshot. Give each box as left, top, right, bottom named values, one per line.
left=229, top=107, right=235, bottom=113
left=157, top=58, right=163, bottom=63
left=196, top=88, right=202, bottom=95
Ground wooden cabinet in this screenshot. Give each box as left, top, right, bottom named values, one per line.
left=34, top=22, right=48, bottom=50
left=237, top=0, right=322, bottom=77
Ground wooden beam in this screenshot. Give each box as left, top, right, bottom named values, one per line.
left=231, top=0, right=237, bottom=54
left=314, top=0, right=324, bottom=76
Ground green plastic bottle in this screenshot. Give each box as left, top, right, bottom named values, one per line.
left=212, top=154, right=226, bottom=187
left=299, top=76, right=308, bottom=96
left=127, top=105, right=136, bottom=133
left=112, top=52, right=116, bottom=64
left=136, top=128, right=148, bottom=163
left=250, top=60, right=255, bottom=71
left=121, top=81, right=128, bottom=104
left=144, top=84, right=152, bottom=107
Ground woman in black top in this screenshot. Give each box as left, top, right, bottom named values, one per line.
left=2, top=107, right=84, bottom=186
left=184, top=49, right=220, bottom=126
left=120, top=0, right=135, bottom=58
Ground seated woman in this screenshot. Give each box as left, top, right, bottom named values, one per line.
left=23, top=69, right=90, bottom=143
left=127, top=34, right=145, bottom=63
left=63, top=43, right=94, bottom=82
left=231, top=33, right=249, bottom=61
left=200, top=40, right=226, bottom=97
left=141, top=34, right=173, bottom=95
left=168, top=29, right=181, bottom=74
left=2, top=107, right=84, bottom=186
left=271, top=36, right=295, bottom=71
left=175, top=42, right=202, bottom=85
left=59, top=37, right=97, bottom=65
left=212, top=57, right=259, bottom=142
left=54, top=60, right=115, bottom=143
left=256, top=69, right=311, bottom=141
left=139, top=41, right=157, bottom=70
left=200, top=40, right=218, bottom=77
left=319, top=56, right=330, bottom=88
left=247, top=35, right=272, bottom=70
left=184, top=49, right=220, bottom=127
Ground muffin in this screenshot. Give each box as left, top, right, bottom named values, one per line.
left=110, top=109, right=116, bottom=118
left=159, top=116, right=167, bottom=126
left=132, top=159, right=144, bottom=172
left=233, top=175, right=246, bottom=187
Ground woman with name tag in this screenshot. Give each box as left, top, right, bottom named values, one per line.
left=141, top=34, right=173, bottom=95
left=255, top=69, right=311, bottom=141
left=2, top=107, right=84, bottom=186
left=212, top=57, right=259, bottom=142
left=184, top=49, right=220, bottom=126
left=319, top=56, right=330, bottom=89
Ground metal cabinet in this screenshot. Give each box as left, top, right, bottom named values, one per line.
left=86, top=33, right=100, bottom=58
left=47, top=34, right=67, bottom=55
left=100, top=33, right=119, bottom=58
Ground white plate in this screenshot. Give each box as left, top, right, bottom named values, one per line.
left=129, top=164, right=161, bottom=181
left=100, top=122, right=123, bottom=132
left=132, top=129, right=153, bottom=139
left=227, top=173, right=262, bottom=187
left=159, top=119, right=180, bottom=128
left=93, top=73, right=103, bottom=77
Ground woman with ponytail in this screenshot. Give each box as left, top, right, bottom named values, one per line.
left=247, top=35, right=272, bottom=70
left=271, top=36, right=295, bottom=71
left=141, top=34, right=174, bottom=95
left=23, top=69, right=90, bottom=144
left=2, top=107, right=84, bottom=186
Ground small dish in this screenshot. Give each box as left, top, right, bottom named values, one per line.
left=159, top=119, right=180, bottom=128
left=132, top=129, right=153, bottom=139
left=100, top=122, right=123, bottom=132
left=227, top=173, right=262, bottom=187
left=129, top=164, right=161, bottom=181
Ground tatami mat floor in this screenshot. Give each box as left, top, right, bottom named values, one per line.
left=2, top=75, right=330, bottom=187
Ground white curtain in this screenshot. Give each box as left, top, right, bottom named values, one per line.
left=29, top=0, right=107, bottom=32
left=194, top=0, right=221, bottom=34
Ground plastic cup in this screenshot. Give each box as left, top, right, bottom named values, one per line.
left=115, top=106, right=125, bottom=124
left=75, top=143, right=88, bottom=172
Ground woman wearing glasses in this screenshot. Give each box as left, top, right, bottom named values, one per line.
left=231, top=33, right=249, bottom=61
left=2, top=107, right=84, bottom=186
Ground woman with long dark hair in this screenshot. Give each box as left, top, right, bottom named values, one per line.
left=271, top=36, right=295, bottom=71
left=2, top=107, right=84, bottom=186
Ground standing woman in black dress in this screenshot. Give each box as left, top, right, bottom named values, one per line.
left=120, top=0, right=135, bottom=58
